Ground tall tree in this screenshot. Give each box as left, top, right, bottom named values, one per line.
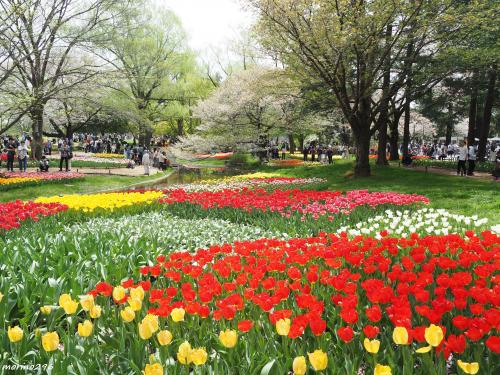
left=97, top=4, right=205, bottom=147
left=248, top=0, right=460, bottom=177
left=0, top=0, right=117, bottom=158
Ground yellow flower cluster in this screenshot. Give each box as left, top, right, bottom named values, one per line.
left=0, top=177, right=39, bottom=186
left=94, top=153, right=125, bottom=159
left=35, top=191, right=164, bottom=212
left=225, top=172, right=280, bottom=181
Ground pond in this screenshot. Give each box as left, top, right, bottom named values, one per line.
left=130, top=167, right=234, bottom=190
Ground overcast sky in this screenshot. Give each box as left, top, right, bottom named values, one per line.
left=158, top=0, right=255, bottom=53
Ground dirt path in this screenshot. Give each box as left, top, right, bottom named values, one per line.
left=407, top=165, right=494, bottom=180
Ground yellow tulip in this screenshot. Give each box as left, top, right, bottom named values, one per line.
left=457, top=360, right=479, bottom=374
left=130, top=286, right=145, bottom=301
left=143, top=362, right=163, bottom=375
left=171, top=308, right=185, bottom=322
left=157, top=330, right=173, bottom=346
left=425, top=324, right=444, bottom=347
left=40, top=306, right=52, bottom=315
left=42, top=331, right=59, bottom=352
left=61, top=299, right=79, bottom=315
left=79, top=295, right=94, bottom=311
left=78, top=320, right=93, bottom=337
left=276, top=318, right=291, bottom=336
left=58, top=294, right=71, bottom=306
left=120, top=306, right=136, bottom=322
left=190, top=348, right=208, bottom=366
left=364, top=338, right=380, bottom=354
left=293, top=356, right=307, bottom=375
left=7, top=326, right=23, bottom=343
left=90, top=305, right=102, bottom=319
left=143, top=314, right=159, bottom=332
left=0, top=292, right=3, bottom=302
left=219, top=329, right=238, bottom=348
left=177, top=341, right=192, bottom=365
left=392, top=327, right=409, bottom=345
left=138, top=321, right=155, bottom=340
left=112, top=286, right=126, bottom=301
left=374, top=364, right=392, bottom=375
left=416, top=345, right=432, bottom=353
left=308, top=349, right=328, bottom=371
left=128, top=297, right=142, bottom=311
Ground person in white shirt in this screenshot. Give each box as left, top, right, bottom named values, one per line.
left=142, top=149, right=150, bottom=175
left=457, top=141, right=468, bottom=176
left=17, top=140, right=29, bottom=172
left=467, top=141, right=477, bottom=176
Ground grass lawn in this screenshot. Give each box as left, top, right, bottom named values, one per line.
left=0, top=172, right=171, bottom=202
left=257, top=159, right=500, bottom=222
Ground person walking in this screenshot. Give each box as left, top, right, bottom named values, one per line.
left=17, top=140, right=28, bottom=172
left=302, top=146, right=308, bottom=162
left=59, top=141, right=70, bottom=171
left=310, top=145, right=316, bottom=162
left=327, top=145, right=334, bottom=164
left=6, top=138, right=16, bottom=172
left=142, top=149, right=151, bottom=175
left=467, top=141, right=477, bottom=176
left=281, top=143, right=287, bottom=160
left=457, top=141, right=467, bottom=176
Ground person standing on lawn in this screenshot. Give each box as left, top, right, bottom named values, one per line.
left=467, top=141, right=477, bottom=176
left=59, top=141, right=70, bottom=171
left=302, top=146, right=308, bottom=162
left=17, top=140, right=28, bottom=172
left=142, top=148, right=150, bottom=175
left=457, top=140, right=467, bottom=176
left=281, top=143, right=287, bottom=160
left=6, top=138, right=16, bottom=172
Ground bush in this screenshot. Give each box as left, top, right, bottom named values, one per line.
left=226, top=152, right=260, bottom=169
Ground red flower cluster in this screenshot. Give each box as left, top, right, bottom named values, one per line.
left=91, top=231, right=500, bottom=356
left=0, top=200, right=68, bottom=232
left=160, top=189, right=429, bottom=219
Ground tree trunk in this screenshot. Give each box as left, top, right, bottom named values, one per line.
left=144, top=129, right=153, bottom=149
left=478, top=65, right=497, bottom=161
left=177, top=118, right=184, bottom=137
left=66, top=125, right=73, bottom=140
left=389, top=111, right=401, bottom=161
left=376, top=24, right=392, bottom=166
left=354, top=130, right=371, bottom=177
left=288, top=134, right=296, bottom=154
left=402, top=95, right=411, bottom=158
left=30, top=105, right=44, bottom=160
left=467, top=70, right=479, bottom=145
left=298, top=134, right=305, bottom=151
left=445, top=103, right=453, bottom=145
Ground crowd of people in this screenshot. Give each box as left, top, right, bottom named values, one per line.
left=2, top=132, right=499, bottom=179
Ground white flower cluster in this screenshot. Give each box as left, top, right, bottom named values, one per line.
left=66, top=211, right=286, bottom=252
left=164, top=177, right=326, bottom=192
left=337, top=208, right=495, bottom=238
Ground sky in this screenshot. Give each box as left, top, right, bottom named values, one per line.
left=157, top=0, right=255, bottom=53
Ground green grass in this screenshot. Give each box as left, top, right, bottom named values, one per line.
left=0, top=172, right=171, bottom=202
left=255, top=160, right=500, bottom=222
left=176, top=158, right=227, bottom=167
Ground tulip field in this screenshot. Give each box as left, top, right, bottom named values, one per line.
left=0, top=173, right=499, bottom=375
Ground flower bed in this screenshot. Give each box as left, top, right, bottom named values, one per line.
left=161, top=189, right=429, bottom=220
left=337, top=208, right=494, bottom=238
left=0, top=172, right=84, bottom=190
left=94, top=153, right=125, bottom=159
left=165, top=176, right=327, bottom=192
left=35, top=190, right=164, bottom=212
left=12, top=232, right=497, bottom=374
left=0, top=200, right=68, bottom=232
